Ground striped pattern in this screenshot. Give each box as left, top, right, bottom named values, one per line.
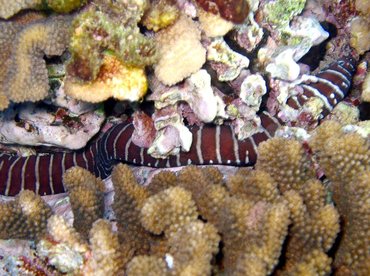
left=287, top=57, right=356, bottom=115
left=0, top=57, right=357, bottom=196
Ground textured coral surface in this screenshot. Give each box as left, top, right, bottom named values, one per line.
left=0, top=0, right=369, bottom=274
left=1, top=124, right=368, bottom=275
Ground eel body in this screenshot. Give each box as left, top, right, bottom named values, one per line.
left=0, top=57, right=357, bottom=196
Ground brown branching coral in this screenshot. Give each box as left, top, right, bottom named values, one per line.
left=111, top=163, right=153, bottom=255
left=140, top=186, right=199, bottom=237
left=281, top=190, right=339, bottom=274
left=226, top=169, right=280, bottom=204
left=36, top=215, right=89, bottom=273
left=224, top=199, right=290, bottom=275
left=145, top=170, right=177, bottom=195
left=176, top=166, right=229, bottom=227
left=0, top=16, right=72, bottom=110
left=0, top=21, right=18, bottom=110
left=310, top=120, right=370, bottom=184
left=255, top=136, right=341, bottom=275
left=309, top=121, right=370, bottom=275
left=126, top=255, right=167, bottom=276
left=167, top=221, right=220, bottom=276
left=84, top=219, right=127, bottom=276
left=333, top=171, right=370, bottom=275
left=2, top=121, right=369, bottom=275
left=0, top=190, right=52, bottom=240
left=256, top=137, right=316, bottom=192
left=177, top=166, right=290, bottom=275
left=63, top=166, right=105, bottom=238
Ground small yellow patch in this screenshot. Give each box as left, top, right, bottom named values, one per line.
left=65, top=55, right=148, bottom=103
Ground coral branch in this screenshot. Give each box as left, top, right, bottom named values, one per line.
left=63, top=167, right=105, bottom=238
left=0, top=190, right=52, bottom=240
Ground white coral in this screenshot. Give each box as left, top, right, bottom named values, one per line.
left=207, top=38, right=250, bottom=81
left=155, top=15, right=206, bottom=85
left=153, top=70, right=227, bottom=123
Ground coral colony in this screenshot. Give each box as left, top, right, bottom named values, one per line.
left=0, top=0, right=369, bottom=275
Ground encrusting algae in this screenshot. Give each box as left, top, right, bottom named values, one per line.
left=1, top=119, right=368, bottom=275
left=64, top=0, right=156, bottom=102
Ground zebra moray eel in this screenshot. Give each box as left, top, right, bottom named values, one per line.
left=0, top=57, right=357, bottom=196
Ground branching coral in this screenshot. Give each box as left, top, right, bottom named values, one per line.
left=140, top=186, right=199, bottom=237
left=256, top=137, right=316, bottom=192
left=309, top=120, right=370, bottom=184
left=0, top=16, right=72, bottom=110
left=84, top=219, right=127, bottom=276
left=176, top=166, right=290, bottom=275
left=1, top=121, right=368, bottom=275
left=111, top=163, right=153, bottom=255
left=0, top=190, right=52, bottom=240
left=167, top=221, right=220, bottom=275
left=255, top=136, right=341, bottom=275
left=37, top=215, right=89, bottom=273
left=176, top=166, right=229, bottom=227
left=333, top=171, right=370, bottom=275
left=126, top=255, right=167, bottom=275
left=63, top=166, right=105, bottom=238
left=309, top=121, right=370, bottom=275
left=281, top=189, right=339, bottom=274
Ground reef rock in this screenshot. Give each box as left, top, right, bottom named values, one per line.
left=0, top=103, right=105, bottom=150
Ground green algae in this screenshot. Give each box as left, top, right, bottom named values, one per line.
left=265, top=0, right=306, bottom=27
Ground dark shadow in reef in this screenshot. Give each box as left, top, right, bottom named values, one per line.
left=299, top=21, right=338, bottom=70
left=359, top=102, right=370, bottom=121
